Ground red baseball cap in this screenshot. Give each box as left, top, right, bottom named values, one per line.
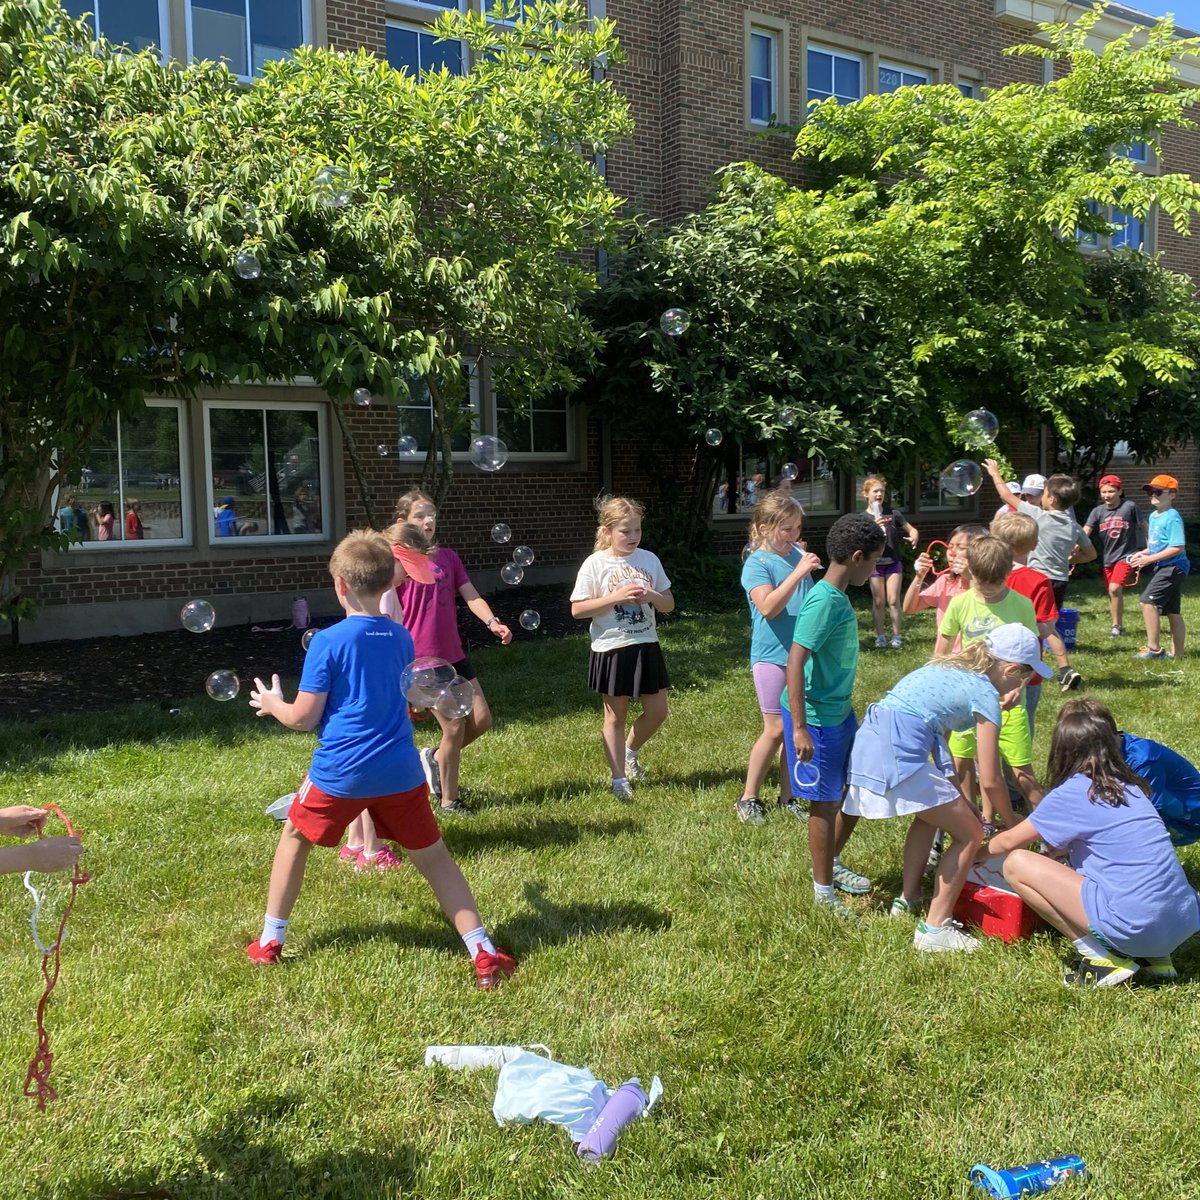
left=1144, top=474, right=1180, bottom=493
left=391, top=542, right=435, bottom=584
left=1098, top=474, right=1122, bottom=489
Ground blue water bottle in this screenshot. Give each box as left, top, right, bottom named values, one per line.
left=969, top=1157, right=1087, bottom=1198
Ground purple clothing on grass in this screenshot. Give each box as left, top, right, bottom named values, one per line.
left=399, top=546, right=470, bottom=662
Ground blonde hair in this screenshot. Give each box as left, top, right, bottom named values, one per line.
left=861, top=475, right=887, bottom=498
left=929, top=640, right=1000, bottom=675
left=990, top=511, right=1038, bottom=553
left=745, top=490, right=805, bottom=559
left=594, top=495, right=645, bottom=552
left=328, top=529, right=396, bottom=597
left=966, top=535, right=1012, bottom=587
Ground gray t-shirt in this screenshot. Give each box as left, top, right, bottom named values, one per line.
left=1018, top=500, right=1088, bottom=582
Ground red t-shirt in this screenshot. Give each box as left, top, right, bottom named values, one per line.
left=125, top=510, right=144, bottom=539
left=1008, top=565, right=1057, bottom=685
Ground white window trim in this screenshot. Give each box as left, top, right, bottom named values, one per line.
left=878, top=60, right=933, bottom=91
left=485, top=375, right=575, bottom=463
left=384, top=17, right=466, bottom=76
left=1077, top=203, right=1155, bottom=255
left=745, top=16, right=787, bottom=128
left=805, top=42, right=865, bottom=108
left=70, top=0, right=172, bottom=58
left=184, top=0, right=313, bottom=82
left=394, top=370, right=482, bottom=463
left=202, top=396, right=330, bottom=546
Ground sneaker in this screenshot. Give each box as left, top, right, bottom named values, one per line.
left=420, top=746, right=442, bottom=798
left=246, top=938, right=283, bottom=965
left=1136, top=646, right=1168, bottom=660
left=735, top=797, right=766, bottom=826
left=474, top=947, right=517, bottom=990
left=889, top=635, right=903, bottom=649
left=339, top=844, right=362, bottom=865
left=815, top=893, right=857, bottom=919
left=356, top=845, right=406, bottom=872
left=1063, top=951, right=1139, bottom=987
left=612, top=779, right=634, bottom=802
left=776, top=798, right=808, bottom=821
left=832, top=863, right=872, bottom=895
left=437, top=798, right=473, bottom=816
left=981, top=821, right=999, bottom=838
left=874, top=634, right=888, bottom=649
left=890, top=896, right=921, bottom=919
left=1138, top=955, right=1178, bottom=983
left=1110, top=624, right=1125, bottom=638
left=914, top=918, right=980, bottom=953
left=1057, top=667, right=1082, bottom=692
left=624, top=751, right=648, bottom=782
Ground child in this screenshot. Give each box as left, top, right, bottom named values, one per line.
left=394, top=491, right=513, bottom=815
left=846, top=624, right=1049, bottom=951
left=994, top=481, right=1024, bottom=522
left=1129, top=473, right=1188, bottom=660
left=935, top=536, right=1042, bottom=828
left=124, top=499, right=146, bottom=540
left=863, top=476, right=918, bottom=649
left=985, top=461, right=1095, bottom=690
left=784, top=513, right=885, bottom=914
left=902, top=523, right=986, bottom=634
left=1083, top=474, right=1142, bottom=638
left=214, top=496, right=238, bottom=538
left=246, top=530, right=515, bottom=988
left=981, top=699, right=1200, bottom=987
left=0, top=806, right=82, bottom=875
left=94, top=500, right=114, bottom=541
left=570, top=496, right=674, bottom=801
left=736, top=490, right=822, bottom=825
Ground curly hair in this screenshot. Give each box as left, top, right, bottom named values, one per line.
left=825, top=513, right=885, bottom=564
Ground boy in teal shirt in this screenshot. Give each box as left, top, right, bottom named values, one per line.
left=1131, top=473, right=1188, bottom=660
left=783, top=513, right=885, bottom=913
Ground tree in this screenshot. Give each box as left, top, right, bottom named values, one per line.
left=0, top=0, right=630, bottom=620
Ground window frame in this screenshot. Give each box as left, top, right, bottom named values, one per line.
left=877, top=60, right=930, bottom=93
left=384, top=16, right=465, bottom=76
left=916, top=461, right=979, bottom=515
left=184, top=0, right=312, bottom=82
left=64, top=0, right=171, bottom=55
left=483, top=363, right=575, bottom=464
left=805, top=42, right=864, bottom=108
left=744, top=15, right=788, bottom=128
left=709, top=446, right=845, bottom=522
left=393, top=369, right=482, bottom=463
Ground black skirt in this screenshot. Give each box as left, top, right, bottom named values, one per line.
left=588, top=642, right=670, bottom=698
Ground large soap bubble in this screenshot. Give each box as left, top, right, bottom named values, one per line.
left=352, top=388, right=372, bottom=408
left=501, top=562, right=524, bottom=585
left=470, top=436, right=508, bottom=472
left=490, top=523, right=512, bottom=544
left=398, top=435, right=418, bottom=457
left=315, top=165, right=351, bottom=208
left=512, top=545, right=535, bottom=567
left=401, top=656, right=456, bottom=706
left=205, top=669, right=240, bottom=702
left=957, top=409, right=999, bottom=445
left=780, top=462, right=799, bottom=482
left=181, top=599, right=216, bottom=633
left=519, top=609, right=540, bottom=631
left=234, top=250, right=261, bottom=281
left=705, top=429, right=723, bottom=447
left=435, top=676, right=475, bottom=720
left=660, top=308, right=690, bottom=337
left=940, top=460, right=984, bottom=498
left=779, top=407, right=797, bottom=428
left=301, top=628, right=317, bottom=652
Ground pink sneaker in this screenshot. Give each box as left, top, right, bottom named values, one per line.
left=339, top=844, right=362, bottom=865
left=355, top=845, right=406, bottom=873
left=246, top=939, right=282, bottom=965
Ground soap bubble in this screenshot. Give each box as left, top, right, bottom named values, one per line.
left=315, top=165, right=351, bottom=208
left=301, top=628, right=316, bottom=652
left=180, top=599, right=216, bottom=633
left=519, top=609, right=540, bottom=631
left=352, top=388, right=371, bottom=407
left=490, top=523, right=512, bottom=544
left=705, top=428, right=723, bottom=447
left=512, top=544, right=535, bottom=567
left=205, top=669, right=240, bottom=702
left=779, top=407, right=797, bottom=427
left=469, top=436, right=508, bottom=472
left=398, top=435, right=418, bottom=456
left=940, top=460, right=984, bottom=498
left=241, top=202, right=259, bottom=228
left=435, top=675, right=475, bottom=720
left=401, top=656, right=456, bottom=707
left=501, top=562, right=524, bottom=585
left=233, top=250, right=261, bottom=281
left=660, top=307, right=690, bottom=337
left=780, top=462, right=799, bottom=482
left=377, top=444, right=390, bottom=457
left=958, top=408, right=999, bottom=445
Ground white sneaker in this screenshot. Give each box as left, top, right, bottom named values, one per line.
left=875, top=635, right=888, bottom=649
left=612, top=779, right=634, bottom=802
left=913, top=918, right=980, bottom=953
left=889, top=635, right=903, bottom=649
left=420, top=746, right=442, bottom=799
left=624, top=751, right=647, bottom=781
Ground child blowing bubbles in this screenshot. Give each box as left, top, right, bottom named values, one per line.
left=862, top=476, right=919, bottom=649
left=571, top=497, right=674, bottom=802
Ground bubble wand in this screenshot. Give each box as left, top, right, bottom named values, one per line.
left=22, top=804, right=90, bottom=1110
left=922, top=540, right=955, bottom=577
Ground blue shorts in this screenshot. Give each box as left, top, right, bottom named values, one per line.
left=781, top=707, right=857, bottom=803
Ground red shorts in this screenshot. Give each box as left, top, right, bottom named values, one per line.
left=288, top=776, right=440, bottom=851
left=1103, top=561, right=1138, bottom=588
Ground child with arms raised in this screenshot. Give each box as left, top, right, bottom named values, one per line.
left=982, top=699, right=1200, bottom=987
left=246, top=530, right=515, bottom=989
left=735, top=490, right=822, bottom=825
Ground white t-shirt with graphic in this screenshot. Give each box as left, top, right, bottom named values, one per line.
left=571, top=548, right=672, bottom=652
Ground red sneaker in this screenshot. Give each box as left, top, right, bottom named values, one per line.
left=356, top=846, right=406, bottom=872
left=474, top=947, right=517, bottom=990
left=246, top=938, right=283, bottom=965
left=339, top=844, right=362, bottom=865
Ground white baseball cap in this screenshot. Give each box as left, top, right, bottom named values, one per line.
left=1022, top=473, right=1046, bottom=493
left=1005, top=480, right=1024, bottom=496
left=984, top=624, right=1053, bottom=679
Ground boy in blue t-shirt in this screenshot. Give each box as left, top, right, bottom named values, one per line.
left=783, top=513, right=885, bottom=914
left=245, top=530, right=516, bottom=990
left=1130, top=474, right=1188, bottom=660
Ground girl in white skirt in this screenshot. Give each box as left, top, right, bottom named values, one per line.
left=844, top=624, right=1051, bottom=952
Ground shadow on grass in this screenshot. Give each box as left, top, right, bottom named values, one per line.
left=53, top=1092, right=420, bottom=1200
left=441, top=815, right=641, bottom=857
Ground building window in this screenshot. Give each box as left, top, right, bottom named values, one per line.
left=878, top=62, right=929, bottom=92
left=807, top=45, right=863, bottom=107
left=712, top=449, right=839, bottom=517
left=1121, top=141, right=1150, bottom=163
left=60, top=401, right=189, bottom=546
left=482, top=0, right=528, bottom=24
left=188, top=0, right=307, bottom=79
left=395, top=371, right=478, bottom=455
left=63, top=0, right=165, bottom=52
left=957, top=81, right=976, bottom=98
left=386, top=20, right=463, bottom=76
left=749, top=28, right=779, bottom=125
left=918, top=462, right=974, bottom=513
left=494, top=390, right=571, bottom=457
left=1111, top=209, right=1146, bottom=251
left=205, top=402, right=327, bottom=541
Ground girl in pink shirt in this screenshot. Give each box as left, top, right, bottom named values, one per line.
left=901, top=523, right=986, bottom=637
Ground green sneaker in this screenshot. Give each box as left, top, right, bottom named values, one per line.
left=832, top=862, right=872, bottom=895
left=890, top=896, right=921, bottom=919
left=1063, top=952, right=1139, bottom=988
left=1139, top=955, right=1178, bottom=983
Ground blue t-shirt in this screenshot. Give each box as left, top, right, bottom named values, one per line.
left=215, top=507, right=238, bottom=537
left=1146, top=507, right=1189, bottom=573
left=299, top=615, right=424, bottom=799
left=1123, top=732, right=1200, bottom=846
left=1029, top=773, right=1200, bottom=958
left=879, top=663, right=1001, bottom=735
left=781, top=581, right=858, bottom=726
left=741, top=547, right=812, bottom=668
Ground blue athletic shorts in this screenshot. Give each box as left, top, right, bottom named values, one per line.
left=781, top=707, right=857, bottom=803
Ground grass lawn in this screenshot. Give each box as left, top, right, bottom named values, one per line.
left=1, top=578, right=1197, bottom=1199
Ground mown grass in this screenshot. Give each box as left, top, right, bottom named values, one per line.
left=0, top=580, right=1197, bottom=1199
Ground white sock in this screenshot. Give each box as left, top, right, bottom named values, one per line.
left=462, top=926, right=495, bottom=961
left=260, top=914, right=288, bottom=948
left=1072, top=934, right=1111, bottom=961
left=359, top=849, right=379, bottom=862
left=814, top=883, right=835, bottom=902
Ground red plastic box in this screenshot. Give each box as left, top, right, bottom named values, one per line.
left=953, top=859, right=1043, bottom=943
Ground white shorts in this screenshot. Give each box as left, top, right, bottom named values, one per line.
left=844, top=762, right=959, bottom=820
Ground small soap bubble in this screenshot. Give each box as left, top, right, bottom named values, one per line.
left=205, top=669, right=240, bottom=702
left=660, top=307, right=690, bottom=337
left=435, top=675, right=475, bottom=720
left=780, top=462, right=799, bottom=482
left=490, top=522, right=512, bottom=544
left=234, top=250, right=261, bottom=281
left=779, top=407, right=797, bottom=427
left=241, top=201, right=259, bottom=228
left=376, top=444, right=390, bottom=457
left=470, top=436, right=508, bottom=472
left=940, top=459, right=984, bottom=498
left=519, top=609, right=540, bottom=631
left=301, top=628, right=316, bottom=652
left=315, top=166, right=351, bottom=208
left=352, top=388, right=371, bottom=407
left=957, top=408, right=999, bottom=445
left=705, top=428, right=723, bottom=447
left=501, top=562, right=524, bottom=585
left=181, top=599, right=216, bottom=633
left=398, top=435, right=418, bottom=456
left=512, top=545, right=535, bottom=567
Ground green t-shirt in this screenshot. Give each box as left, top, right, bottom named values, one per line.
left=940, top=587, right=1038, bottom=647
left=781, top=581, right=857, bottom=727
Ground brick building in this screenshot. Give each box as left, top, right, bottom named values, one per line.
left=11, top=0, right=1200, bottom=641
